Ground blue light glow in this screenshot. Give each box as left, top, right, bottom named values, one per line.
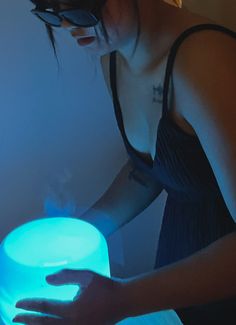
left=0, top=217, right=110, bottom=324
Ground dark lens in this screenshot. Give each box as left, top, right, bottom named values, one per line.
left=62, top=9, right=98, bottom=27
left=36, top=11, right=61, bottom=27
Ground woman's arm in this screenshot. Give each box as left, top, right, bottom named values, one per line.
left=80, top=159, right=164, bottom=238
left=120, top=231, right=236, bottom=318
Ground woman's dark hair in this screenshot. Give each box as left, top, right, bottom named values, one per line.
left=30, top=0, right=141, bottom=60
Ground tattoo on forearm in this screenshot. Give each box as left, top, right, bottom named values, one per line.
left=153, top=84, right=163, bottom=104
left=129, top=168, right=149, bottom=188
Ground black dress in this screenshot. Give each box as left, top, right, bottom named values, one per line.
left=109, top=24, right=236, bottom=324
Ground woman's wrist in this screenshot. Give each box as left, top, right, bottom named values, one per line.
left=113, top=279, right=132, bottom=322
left=114, top=275, right=146, bottom=321
left=114, top=272, right=162, bottom=320
left=78, top=208, right=118, bottom=239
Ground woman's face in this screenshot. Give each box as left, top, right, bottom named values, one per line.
left=55, top=0, right=139, bottom=56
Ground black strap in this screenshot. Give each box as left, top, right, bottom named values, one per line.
left=162, top=23, right=236, bottom=117
left=109, top=51, right=131, bottom=145
left=109, top=51, right=118, bottom=101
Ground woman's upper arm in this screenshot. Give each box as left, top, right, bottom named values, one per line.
left=174, top=30, right=236, bottom=222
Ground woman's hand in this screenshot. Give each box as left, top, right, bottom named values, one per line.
left=13, top=269, right=127, bottom=325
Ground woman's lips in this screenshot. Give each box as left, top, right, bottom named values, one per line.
left=76, top=37, right=96, bottom=46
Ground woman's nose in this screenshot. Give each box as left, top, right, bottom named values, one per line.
left=61, top=18, right=73, bottom=29
left=61, top=20, right=87, bottom=38
left=61, top=19, right=80, bottom=35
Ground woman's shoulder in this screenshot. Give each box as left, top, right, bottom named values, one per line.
left=167, top=20, right=236, bottom=131
left=172, top=23, right=236, bottom=95
left=172, top=21, right=236, bottom=127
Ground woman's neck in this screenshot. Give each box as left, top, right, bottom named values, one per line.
left=117, top=0, right=212, bottom=77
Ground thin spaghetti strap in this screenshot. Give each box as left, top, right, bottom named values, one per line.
left=162, top=23, right=236, bottom=117
left=110, top=51, right=117, bottom=99
left=109, top=51, right=126, bottom=135
left=109, top=51, right=118, bottom=106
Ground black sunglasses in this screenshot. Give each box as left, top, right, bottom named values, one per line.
left=31, top=1, right=106, bottom=28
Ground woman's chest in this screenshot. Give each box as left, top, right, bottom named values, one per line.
left=117, top=75, right=164, bottom=159
left=116, top=54, right=196, bottom=160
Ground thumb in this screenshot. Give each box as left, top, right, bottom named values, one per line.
left=46, top=269, right=95, bottom=287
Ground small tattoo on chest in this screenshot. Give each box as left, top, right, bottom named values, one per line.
left=153, top=84, right=164, bottom=104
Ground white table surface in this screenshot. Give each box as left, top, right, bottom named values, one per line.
left=1, top=310, right=183, bottom=325
left=118, top=310, right=183, bottom=325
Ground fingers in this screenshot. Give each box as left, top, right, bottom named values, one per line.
left=14, top=269, right=99, bottom=323
left=46, top=269, right=95, bottom=288
left=13, top=313, right=68, bottom=325
left=15, top=299, right=70, bottom=318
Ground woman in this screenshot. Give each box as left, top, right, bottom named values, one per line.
left=14, top=0, right=236, bottom=324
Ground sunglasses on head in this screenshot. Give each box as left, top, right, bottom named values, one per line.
left=30, top=0, right=106, bottom=27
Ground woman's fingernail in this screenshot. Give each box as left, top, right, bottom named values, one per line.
left=16, top=301, right=25, bottom=308
left=46, top=275, right=55, bottom=281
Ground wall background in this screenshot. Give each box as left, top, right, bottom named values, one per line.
left=0, top=4, right=236, bottom=322
left=185, top=0, right=236, bottom=31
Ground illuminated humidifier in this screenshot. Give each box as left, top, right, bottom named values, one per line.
left=0, top=217, right=110, bottom=325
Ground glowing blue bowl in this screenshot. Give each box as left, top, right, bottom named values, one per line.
left=0, top=217, right=110, bottom=324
